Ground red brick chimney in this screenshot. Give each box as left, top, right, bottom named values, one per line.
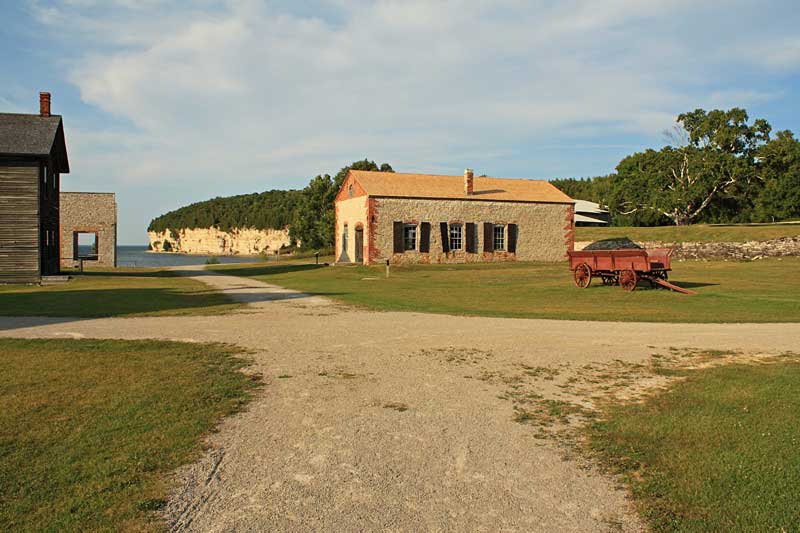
left=464, top=168, right=474, bottom=195
left=39, top=92, right=51, bottom=117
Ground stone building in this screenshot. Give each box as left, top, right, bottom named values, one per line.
left=60, top=192, right=117, bottom=268
left=334, top=169, right=574, bottom=265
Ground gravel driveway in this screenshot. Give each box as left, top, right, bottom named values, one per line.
left=2, top=268, right=798, bottom=532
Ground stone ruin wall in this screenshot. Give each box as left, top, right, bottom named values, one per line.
left=60, top=192, right=117, bottom=268
left=574, top=237, right=800, bottom=260
left=148, top=227, right=293, bottom=256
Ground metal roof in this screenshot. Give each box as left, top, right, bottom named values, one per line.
left=573, top=199, right=609, bottom=214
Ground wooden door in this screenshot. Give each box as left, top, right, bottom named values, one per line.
left=354, top=227, right=364, bottom=263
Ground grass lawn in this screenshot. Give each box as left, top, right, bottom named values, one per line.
left=589, top=358, right=800, bottom=531
left=0, top=338, right=258, bottom=531
left=575, top=222, right=800, bottom=243
left=0, top=269, right=240, bottom=317
left=209, top=257, right=800, bottom=323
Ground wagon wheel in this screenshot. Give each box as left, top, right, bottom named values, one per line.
left=619, top=269, right=638, bottom=292
left=602, top=276, right=616, bottom=286
left=574, top=263, right=592, bottom=288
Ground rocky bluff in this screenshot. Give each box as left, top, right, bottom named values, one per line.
left=149, top=227, right=293, bottom=255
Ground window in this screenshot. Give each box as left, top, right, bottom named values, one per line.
left=403, top=224, right=417, bottom=251
left=348, top=184, right=354, bottom=198
left=74, top=232, right=99, bottom=260
left=342, top=224, right=348, bottom=250
left=493, top=224, right=505, bottom=250
left=449, top=223, right=463, bottom=250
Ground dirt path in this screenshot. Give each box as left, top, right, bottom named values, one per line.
left=2, top=269, right=799, bottom=531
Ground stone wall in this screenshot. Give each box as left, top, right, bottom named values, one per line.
left=370, top=197, right=572, bottom=264
left=574, top=237, right=800, bottom=260
left=148, top=226, right=293, bottom=255
left=60, top=192, right=117, bottom=268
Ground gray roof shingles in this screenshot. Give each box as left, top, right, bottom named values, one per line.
left=0, top=113, right=69, bottom=172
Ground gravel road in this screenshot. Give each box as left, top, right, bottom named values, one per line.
left=2, top=267, right=798, bottom=532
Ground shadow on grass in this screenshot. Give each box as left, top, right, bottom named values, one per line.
left=67, top=269, right=177, bottom=279
left=0, top=287, right=229, bottom=323
left=670, top=281, right=718, bottom=289
left=580, top=279, right=718, bottom=290
left=0, top=279, right=334, bottom=330
left=204, top=264, right=325, bottom=278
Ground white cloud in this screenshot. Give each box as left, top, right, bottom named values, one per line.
left=28, top=0, right=800, bottom=241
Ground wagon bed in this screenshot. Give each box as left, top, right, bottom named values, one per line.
left=567, top=248, right=695, bottom=294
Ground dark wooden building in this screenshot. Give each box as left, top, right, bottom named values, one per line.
left=0, top=93, right=70, bottom=283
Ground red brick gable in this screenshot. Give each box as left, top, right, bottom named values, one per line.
left=335, top=173, right=368, bottom=202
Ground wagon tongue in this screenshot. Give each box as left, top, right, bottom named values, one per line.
left=649, top=277, right=697, bottom=295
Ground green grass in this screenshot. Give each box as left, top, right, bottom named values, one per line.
left=0, top=338, right=259, bottom=531
left=209, top=257, right=800, bottom=323
left=0, top=269, right=240, bottom=317
left=575, top=222, right=800, bottom=243
left=589, top=358, right=800, bottom=531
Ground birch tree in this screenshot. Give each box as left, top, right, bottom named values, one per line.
left=608, top=109, right=770, bottom=226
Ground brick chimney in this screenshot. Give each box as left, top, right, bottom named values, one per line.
left=464, top=168, right=474, bottom=195
left=39, top=92, right=51, bottom=117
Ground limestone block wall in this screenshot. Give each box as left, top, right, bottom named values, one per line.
left=60, top=192, right=117, bottom=268
left=148, top=226, right=293, bottom=255
left=371, top=197, right=572, bottom=264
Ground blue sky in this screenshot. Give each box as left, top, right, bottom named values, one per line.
left=2, top=0, right=799, bottom=244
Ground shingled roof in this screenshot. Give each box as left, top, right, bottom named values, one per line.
left=0, top=113, right=69, bottom=173
left=348, top=170, right=573, bottom=204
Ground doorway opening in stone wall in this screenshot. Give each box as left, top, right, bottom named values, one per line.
left=355, top=227, right=364, bottom=263
left=74, top=232, right=99, bottom=261
left=338, top=224, right=350, bottom=263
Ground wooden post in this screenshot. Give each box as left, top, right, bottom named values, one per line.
left=385, top=258, right=390, bottom=278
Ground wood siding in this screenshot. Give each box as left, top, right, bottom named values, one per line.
left=0, top=161, right=40, bottom=282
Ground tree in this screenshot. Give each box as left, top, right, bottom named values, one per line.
left=608, top=108, right=771, bottom=226
left=333, top=158, right=393, bottom=189
left=290, top=159, right=394, bottom=249
left=289, top=173, right=337, bottom=249
left=550, top=174, right=613, bottom=207
left=755, top=130, right=800, bottom=221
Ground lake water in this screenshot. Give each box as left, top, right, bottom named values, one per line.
left=114, top=246, right=263, bottom=268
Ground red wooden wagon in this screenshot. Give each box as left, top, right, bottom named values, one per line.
left=567, top=248, right=695, bottom=294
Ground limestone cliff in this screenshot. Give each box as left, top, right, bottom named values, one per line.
left=148, top=227, right=294, bottom=255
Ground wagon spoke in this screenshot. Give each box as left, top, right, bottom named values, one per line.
left=619, top=269, right=637, bottom=292
left=574, top=263, right=592, bottom=288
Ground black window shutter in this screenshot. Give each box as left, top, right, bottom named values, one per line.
left=508, top=224, right=518, bottom=253
left=465, top=223, right=476, bottom=253
left=393, top=221, right=403, bottom=253
left=483, top=223, right=493, bottom=252
left=420, top=222, right=431, bottom=253
left=440, top=222, right=450, bottom=252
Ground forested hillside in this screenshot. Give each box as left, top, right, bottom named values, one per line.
left=148, top=190, right=302, bottom=234
left=147, top=159, right=394, bottom=249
